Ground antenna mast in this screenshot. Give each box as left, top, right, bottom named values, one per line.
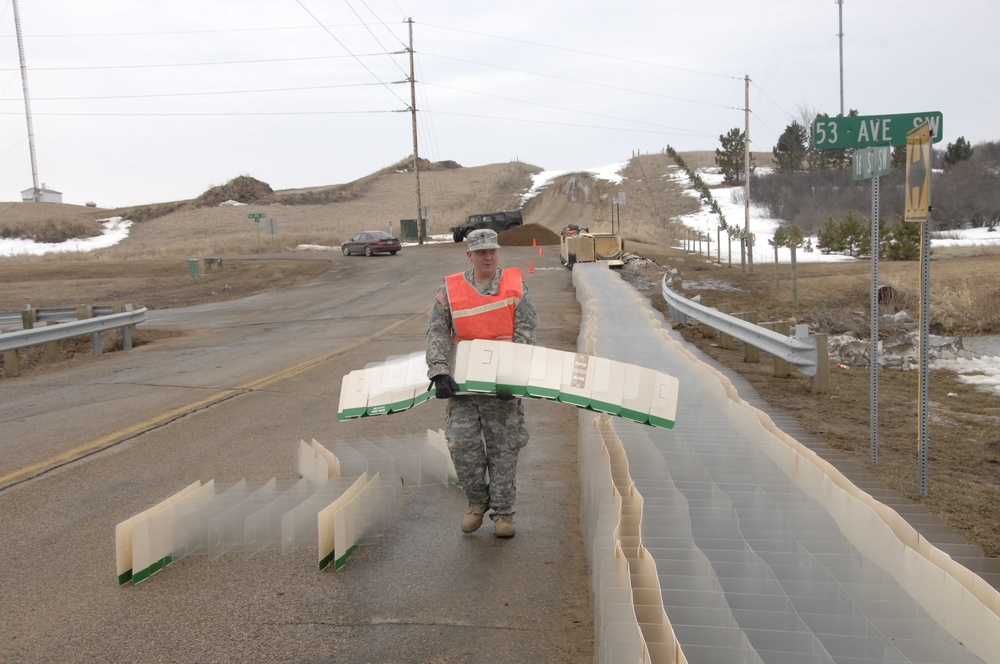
left=837, top=0, right=845, bottom=116
left=12, top=0, right=41, bottom=202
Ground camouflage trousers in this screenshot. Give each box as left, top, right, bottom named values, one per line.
left=445, top=394, right=529, bottom=517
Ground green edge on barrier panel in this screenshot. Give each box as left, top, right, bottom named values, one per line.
left=131, top=555, right=172, bottom=584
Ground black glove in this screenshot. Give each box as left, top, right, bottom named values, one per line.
left=496, top=389, right=516, bottom=401
left=430, top=374, right=459, bottom=399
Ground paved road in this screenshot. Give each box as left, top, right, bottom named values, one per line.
left=0, top=244, right=593, bottom=662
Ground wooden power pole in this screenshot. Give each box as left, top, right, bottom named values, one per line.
left=407, top=18, right=425, bottom=244
left=744, top=74, right=752, bottom=274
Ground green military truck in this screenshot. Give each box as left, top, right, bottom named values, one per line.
left=450, top=210, right=523, bottom=243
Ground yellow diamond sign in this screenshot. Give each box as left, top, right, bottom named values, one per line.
left=904, top=122, right=932, bottom=223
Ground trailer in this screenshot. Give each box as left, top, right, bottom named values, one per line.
left=559, top=226, right=624, bottom=268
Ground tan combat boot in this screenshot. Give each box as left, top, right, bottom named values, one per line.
left=462, top=504, right=487, bottom=533
left=494, top=514, right=515, bottom=538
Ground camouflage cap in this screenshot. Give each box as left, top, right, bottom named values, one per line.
left=466, top=228, right=500, bottom=251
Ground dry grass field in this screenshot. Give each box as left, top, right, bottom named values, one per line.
left=2, top=152, right=999, bottom=558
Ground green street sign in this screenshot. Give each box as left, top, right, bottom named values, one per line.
left=814, top=112, right=942, bottom=149
left=248, top=212, right=266, bottom=219
left=852, top=146, right=893, bottom=180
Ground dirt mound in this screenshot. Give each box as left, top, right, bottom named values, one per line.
left=195, top=175, right=274, bottom=207
left=500, top=223, right=561, bottom=246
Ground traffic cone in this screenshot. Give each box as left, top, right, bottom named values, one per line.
left=528, top=261, right=534, bottom=273
left=532, top=238, right=536, bottom=247
left=538, top=246, right=544, bottom=257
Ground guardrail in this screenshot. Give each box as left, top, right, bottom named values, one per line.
left=661, top=273, right=830, bottom=392
left=0, top=305, right=123, bottom=330
left=0, top=305, right=147, bottom=377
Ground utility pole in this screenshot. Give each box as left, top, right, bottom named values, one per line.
left=837, top=0, right=845, bottom=117
left=12, top=0, right=41, bottom=202
left=744, top=74, right=752, bottom=274
left=406, top=18, right=425, bottom=244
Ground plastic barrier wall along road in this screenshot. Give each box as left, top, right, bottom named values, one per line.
left=571, top=263, right=1000, bottom=664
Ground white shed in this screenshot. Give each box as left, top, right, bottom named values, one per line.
left=20, top=185, right=63, bottom=204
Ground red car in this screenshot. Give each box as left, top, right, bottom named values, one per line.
left=341, top=231, right=402, bottom=256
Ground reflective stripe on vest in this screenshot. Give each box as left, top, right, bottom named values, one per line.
left=446, top=268, right=523, bottom=342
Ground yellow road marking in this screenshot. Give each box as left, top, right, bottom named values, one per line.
left=1, top=312, right=424, bottom=486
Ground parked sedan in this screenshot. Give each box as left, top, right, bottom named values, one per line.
left=341, top=230, right=402, bottom=256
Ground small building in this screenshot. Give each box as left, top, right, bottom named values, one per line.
left=20, top=184, right=63, bottom=204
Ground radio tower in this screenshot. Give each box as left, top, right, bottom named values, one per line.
left=12, top=0, right=41, bottom=202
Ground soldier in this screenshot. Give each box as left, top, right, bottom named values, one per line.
left=426, top=228, right=538, bottom=538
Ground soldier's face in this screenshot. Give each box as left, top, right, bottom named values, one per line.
left=467, top=248, right=498, bottom=279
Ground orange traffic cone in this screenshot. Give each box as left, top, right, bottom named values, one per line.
left=538, top=246, right=544, bottom=257
left=528, top=261, right=534, bottom=273
left=532, top=238, right=537, bottom=247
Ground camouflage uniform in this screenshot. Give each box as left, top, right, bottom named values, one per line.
left=426, top=266, right=537, bottom=519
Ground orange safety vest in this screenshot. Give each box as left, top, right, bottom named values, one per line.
left=445, top=268, right=523, bottom=342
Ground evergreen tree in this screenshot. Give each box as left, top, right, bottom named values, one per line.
left=817, top=217, right=844, bottom=253
left=715, top=128, right=755, bottom=184
left=839, top=211, right=870, bottom=257
left=884, top=220, right=921, bottom=260
left=943, top=136, right=974, bottom=167
left=773, top=121, right=808, bottom=173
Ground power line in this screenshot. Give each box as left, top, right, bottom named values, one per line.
left=293, top=0, right=408, bottom=108
left=421, top=22, right=743, bottom=81
left=423, top=82, right=717, bottom=135
left=427, top=109, right=715, bottom=139
left=0, top=52, right=397, bottom=72
left=8, top=81, right=393, bottom=102
left=420, top=52, right=742, bottom=112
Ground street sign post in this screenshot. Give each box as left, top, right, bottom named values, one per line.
left=815, top=112, right=943, bottom=478
left=813, top=111, right=942, bottom=149
left=248, top=213, right=266, bottom=253
left=906, top=121, right=934, bottom=496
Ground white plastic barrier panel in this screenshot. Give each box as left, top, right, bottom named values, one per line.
left=336, top=340, right=679, bottom=430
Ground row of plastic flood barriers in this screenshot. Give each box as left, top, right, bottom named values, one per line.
left=115, top=433, right=458, bottom=585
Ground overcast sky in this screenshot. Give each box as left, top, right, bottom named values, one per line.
left=1, top=1, right=996, bottom=208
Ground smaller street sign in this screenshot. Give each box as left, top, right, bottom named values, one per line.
left=905, top=122, right=932, bottom=223
left=248, top=212, right=266, bottom=219
left=852, top=146, right=892, bottom=181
